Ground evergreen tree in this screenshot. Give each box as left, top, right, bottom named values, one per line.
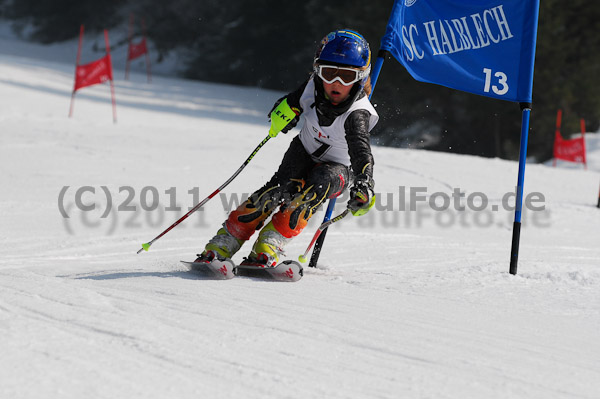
left=530, top=0, right=600, bottom=159
left=4, top=0, right=121, bottom=43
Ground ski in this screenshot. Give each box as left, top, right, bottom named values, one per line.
left=181, top=259, right=303, bottom=282
left=181, top=258, right=236, bottom=279
left=236, top=260, right=303, bottom=282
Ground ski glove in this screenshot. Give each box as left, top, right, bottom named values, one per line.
left=347, top=174, right=376, bottom=217
left=269, top=98, right=301, bottom=134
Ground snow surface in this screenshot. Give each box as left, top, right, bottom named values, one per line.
left=1, top=26, right=599, bottom=399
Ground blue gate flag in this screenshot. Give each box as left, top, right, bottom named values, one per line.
left=380, top=0, right=540, bottom=103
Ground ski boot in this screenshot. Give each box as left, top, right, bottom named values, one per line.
left=240, top=221, right=290, bottom=268
left=188, top=226, right=243, bottom=279
left=236, top=222, right=303, bottom=281
left=196, top=226, right=245, bottom=262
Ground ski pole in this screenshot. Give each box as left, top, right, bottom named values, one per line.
left=137, top=99, right=298, bottom=254
left=137, top=135, right=271, bottom=253
left=298, top=209, right=349, bottom=263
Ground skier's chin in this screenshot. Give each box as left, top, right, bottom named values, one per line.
left=329, top=92, right=344, bottom=104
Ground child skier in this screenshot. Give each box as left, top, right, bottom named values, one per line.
left=197, top=29, right=379, bottom=267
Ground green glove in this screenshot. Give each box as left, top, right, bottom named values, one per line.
left=348, top=175, right=376, bottom=217
left=269, top=98, right=300, bottom=137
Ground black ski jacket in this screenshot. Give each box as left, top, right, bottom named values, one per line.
left=279, top=77, right=375, bottom=182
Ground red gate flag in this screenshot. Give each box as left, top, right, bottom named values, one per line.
left=74, top=54, right=113, bottom=91
left=553, top=109, right=587, bottom=167
left=68, top=25, right=117, bottom=123
left=125, top=14, right=152, bottom=82
left=128, top=38, right=148, bottom=61
left=554, top=133, right=586, bottom=163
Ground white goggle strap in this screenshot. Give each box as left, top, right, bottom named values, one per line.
left=360, top=65, right=371, bottom=80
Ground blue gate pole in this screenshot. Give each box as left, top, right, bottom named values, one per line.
left=308, top=50, right=388, bottom=268
left=509, top=103, right=532, bottom=275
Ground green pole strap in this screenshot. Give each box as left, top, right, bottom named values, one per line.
left=269, top=98, right=297, bottom=137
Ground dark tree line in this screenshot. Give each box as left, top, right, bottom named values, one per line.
left=2, top=0, right=599, bottom=161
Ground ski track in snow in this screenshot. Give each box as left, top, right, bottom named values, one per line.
left=1, top=27, right=600, bottom=399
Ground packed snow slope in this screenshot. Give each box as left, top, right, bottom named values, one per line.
left=1, top=31, right=599, bottom=399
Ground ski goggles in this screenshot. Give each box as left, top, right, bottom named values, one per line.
left=315, top=64, right=368, bottom=86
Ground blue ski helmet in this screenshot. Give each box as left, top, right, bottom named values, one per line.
left=314, top=29, right=371, bottom=86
